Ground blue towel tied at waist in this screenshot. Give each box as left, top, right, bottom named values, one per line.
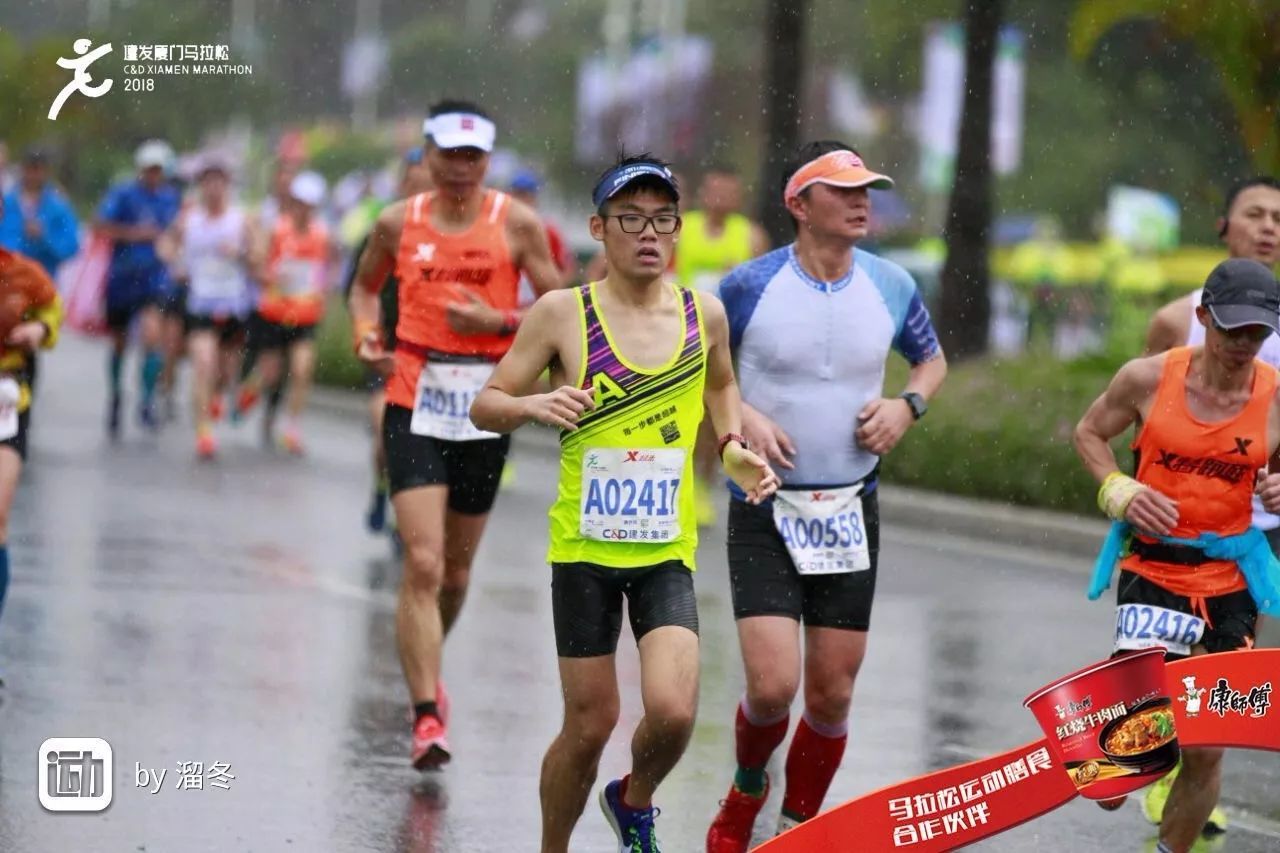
left=1089, top=522, right=1280, bottom=617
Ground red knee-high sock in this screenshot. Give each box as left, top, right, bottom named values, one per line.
left=736, top=700, right=790, bottom=771
left=781, top=715, right=848, bottom=822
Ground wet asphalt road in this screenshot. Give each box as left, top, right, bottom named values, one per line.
left=0, top=335, right=1278, bottom=853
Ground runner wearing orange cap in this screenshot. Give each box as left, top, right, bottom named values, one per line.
left=706, top=141, right=947, bottom=850
left=348, top=99, right=563, bottom=770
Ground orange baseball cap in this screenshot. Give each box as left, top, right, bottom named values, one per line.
left=784, top=150, right=893, bottom=203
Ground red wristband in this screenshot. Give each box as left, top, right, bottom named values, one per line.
left=500, top=309, right=522, bottom=336
left=717, top=432, right=748, bottom=460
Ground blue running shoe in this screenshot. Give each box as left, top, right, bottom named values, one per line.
left=367, top=488, right=388, bottom=532
left=599, top=777, right=662, bottom=852
left=138, top=401, right=159, bottom=432
left=107, top=394, right=121, bottom=440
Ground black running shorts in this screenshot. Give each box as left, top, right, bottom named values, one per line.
left=551, top=560, right=699, bottom=658
left=382, top=403, right=510, bottom=513
left=248, top=316, right=316, bottom=351
left=186, top=313, right=245, bottom=344
left=727, top=490, right=880, bottom=630
left=1114, top=570, right=1257, bottom=661
left=0, top=410, right=30, bottom=461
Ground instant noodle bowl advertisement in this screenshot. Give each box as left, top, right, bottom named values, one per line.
left=1023, top=648, right=1176, bottom=800
left=759, top=648, right=1280, bottom=852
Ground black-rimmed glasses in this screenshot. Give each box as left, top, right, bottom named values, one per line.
left=607, top=214, right=681, bottom=234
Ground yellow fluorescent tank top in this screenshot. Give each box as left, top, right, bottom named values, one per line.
left=547, top=282, right=707, bottom=569
left=675, top=211, right=754, bottom=291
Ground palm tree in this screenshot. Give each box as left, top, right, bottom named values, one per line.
left=1070, top=0, right=1280, bottom=172
left=938, top=0, right=1003, bottom=361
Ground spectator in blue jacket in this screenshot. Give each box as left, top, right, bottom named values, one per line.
left=0, top=149, right=81, bottom=278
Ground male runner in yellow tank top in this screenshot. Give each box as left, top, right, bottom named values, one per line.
left=676, top=165, right=770, bottom=527
left=471, top=154, right=779, bottom=853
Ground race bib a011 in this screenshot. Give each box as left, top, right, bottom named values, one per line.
left=409, top=361, right=499, bottom=442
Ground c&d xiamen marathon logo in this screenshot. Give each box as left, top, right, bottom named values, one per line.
left=48, top=37, right=253, bottom=120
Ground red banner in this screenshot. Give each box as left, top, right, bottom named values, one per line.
left=759, top=649, right=1279, bottom=852
left=1165, top=648, right=1276, bottom=750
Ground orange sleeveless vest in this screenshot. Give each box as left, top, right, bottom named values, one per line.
left=1121, top=346, right=1275, bottom=599
left=258, top=216, right=329, bottom=327
left=386, top=189, right=521, bottom=409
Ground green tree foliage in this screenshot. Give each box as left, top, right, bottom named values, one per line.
left=3, top=0, right=1268, bottom=241
left=1071, top=0, right=1280, bottom=174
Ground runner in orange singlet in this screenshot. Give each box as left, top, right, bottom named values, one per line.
left=1076, top=258, right=1280, bottom=853
left=242, top=171, right=333, bottom=454
left=348, top=99, right=562, bottom=770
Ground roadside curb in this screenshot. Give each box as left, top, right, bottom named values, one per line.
left=310, top=386, right=1108, bottom=560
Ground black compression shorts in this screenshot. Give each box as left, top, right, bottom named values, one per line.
left=727, top=490, right=880, bottom=630
left=551, top=560, right=699, bottom=657
left=382, top=403, right=510, bottom=513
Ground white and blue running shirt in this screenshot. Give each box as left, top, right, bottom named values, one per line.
left=719, top=245, right=941, bottom=491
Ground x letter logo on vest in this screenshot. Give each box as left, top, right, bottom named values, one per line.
left=1233, top=437, right=1253, bottom=456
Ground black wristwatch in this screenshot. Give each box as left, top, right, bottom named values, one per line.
left=899, top=392, right=927, bottom=421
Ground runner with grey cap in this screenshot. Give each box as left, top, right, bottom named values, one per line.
left=349, top=98, right=562, bottom=770
left=1075, top=258, right=1280, bottom=853
left=1139, top=176, right=1280, bottom=839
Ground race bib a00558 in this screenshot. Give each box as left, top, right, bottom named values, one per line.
left=772, top=485, right=871, bottom=575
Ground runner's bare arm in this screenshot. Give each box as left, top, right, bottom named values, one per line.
left=1074, top=358, right=1160, bottom=482
left=8, top=260, right=62, bottom=351
left=855, top=349, right=947, bottom=456
left=241, top=213, right=260, bottom=275
left=1144, top=295, right=1192, bottom=356
left=740, top=400, right=797, bottom=470
left=699, top=293, right=779, bottom=502
left=470, top=290, right=591, bottom=433
left=507, top=199, right=562, bottom=296
left=1259, top=388, right=1280, bottom=512
left=1075, top=357, right=1179, bottom=532
left=156, top=209, right=185, bottom=270
left=902, top=350, right=948, bottom=401
left=348, top=202, right=401, bottom=347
